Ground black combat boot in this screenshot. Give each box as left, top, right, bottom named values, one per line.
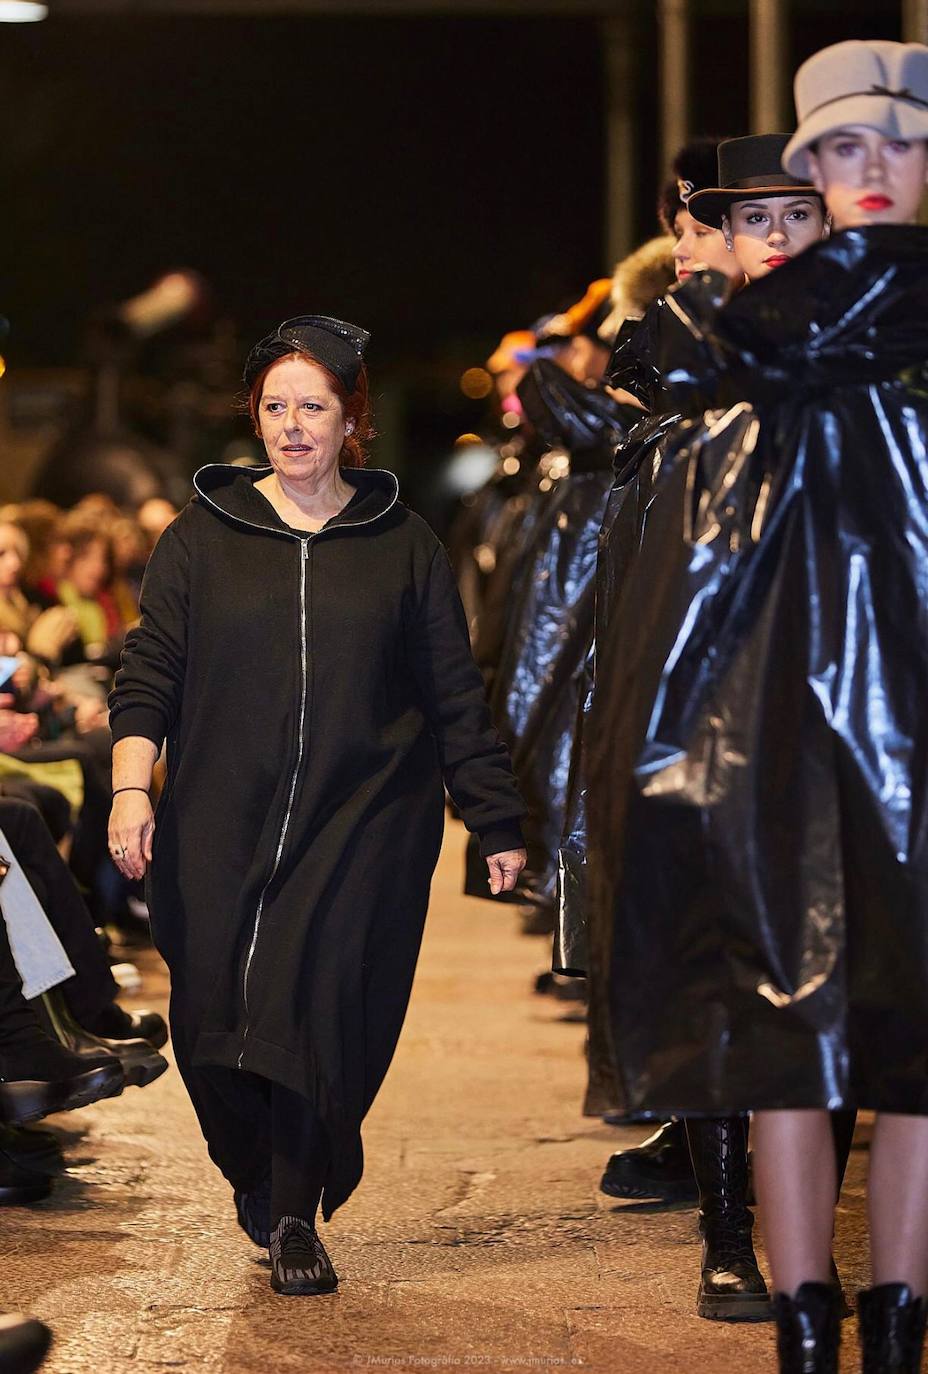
left=773, top=1283, right=841, bottom=1372
left=686, top=1116, right=770, bottom=1321
left=858, top=1284, right=928, bottom=1373
left=600, top=1120, right=698, bottom=1203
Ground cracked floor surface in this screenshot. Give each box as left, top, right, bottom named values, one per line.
left=2, top=821, right=871, bottom=1373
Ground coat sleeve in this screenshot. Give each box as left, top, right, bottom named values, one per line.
left=108, top=522, right=190, bottom=749
left=409, top=542, right=526, bottom=856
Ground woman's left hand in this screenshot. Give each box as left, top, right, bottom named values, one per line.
left=486, top=848, right=527, bottom=896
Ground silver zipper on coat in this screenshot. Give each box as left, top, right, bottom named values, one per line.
left=237, top=536, right=310, bottom=1067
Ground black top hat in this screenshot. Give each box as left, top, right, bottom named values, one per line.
left=687, top=134, right=821, bottom=230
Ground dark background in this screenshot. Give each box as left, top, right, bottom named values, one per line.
left=0, top=1, right=908, bottom=501
left=2, top=14, right=606, bottom=368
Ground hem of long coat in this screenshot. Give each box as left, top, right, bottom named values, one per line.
left=193, top=1029, right=364, bottom=1220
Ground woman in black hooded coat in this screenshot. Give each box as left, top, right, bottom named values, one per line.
left=107, top=315, right=526, bottom=1296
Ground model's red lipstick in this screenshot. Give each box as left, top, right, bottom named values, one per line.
left=764, top=254, right=791, bottom=268
left=857, top=194, right=894, bottom=211
left=676, top=268, right=692, bottom=282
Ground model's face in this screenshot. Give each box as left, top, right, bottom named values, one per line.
left=672, top=208, right=743, bottom=284
left=258, top=355, right=347, bottom=487
left=0, top=526, right=25, bottom=592
left=808, top=127, right=928, bottom=229
left=561, top=336, right=611, bottom=384
left=724, top=195, right=827, bottom=282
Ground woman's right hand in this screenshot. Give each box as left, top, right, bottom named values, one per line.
left=108, top=790, right=155, bottom=881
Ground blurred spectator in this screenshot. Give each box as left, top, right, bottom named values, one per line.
left=136, top=497, right=177, bottom=554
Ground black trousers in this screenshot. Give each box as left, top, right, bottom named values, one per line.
left=0, top=798, right=118, bottom=1023
left=170, top=985, right=329, bottom=1229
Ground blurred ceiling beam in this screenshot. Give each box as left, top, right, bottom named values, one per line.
left=903, top=0, right=928, bottom=41
left=50, top=0, right=638, bottom=12
left=658, top=0, right=690, bottom=175
left=750, top=0, right=789, bottom=132
left=602, top=14, right=638, bottom=263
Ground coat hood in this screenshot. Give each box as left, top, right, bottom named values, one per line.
left=665, top=225, right=928, bottom=409
left=192, top=464, right=400, bottom=537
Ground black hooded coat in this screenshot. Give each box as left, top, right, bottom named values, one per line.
left=461, top=363, right=633, bottom=913
left=587, top=226, right=928, bottom=1118
left=109, top=464, right=525, bottom=1217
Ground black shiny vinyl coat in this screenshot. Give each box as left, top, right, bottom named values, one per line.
left=587, top=226, right=928, bottom=1117
left=461, top=363, right=635, bottom=914
left=109, top=465, right=524, bottom=1217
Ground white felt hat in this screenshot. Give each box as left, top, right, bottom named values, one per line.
left=783, top=39, right=928, bottom=179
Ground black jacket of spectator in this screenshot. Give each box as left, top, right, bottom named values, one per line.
left=109, top=464, right=524, bottom=1218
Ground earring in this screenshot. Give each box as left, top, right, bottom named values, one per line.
left=346, top=422, right=355, bottom=435
left=724, top=236, right=735, bottom=252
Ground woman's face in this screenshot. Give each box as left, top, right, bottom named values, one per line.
left=0, top=525, right=26, bottom=593
left=69, top=538, right=110, bottom=597
left=258, top=355, right=347, bottom=489
left=808, top=127, right=928, bottom=230
left=672, top=208, right=744, bottom=284
left=724, top=195, right=827, bottom=282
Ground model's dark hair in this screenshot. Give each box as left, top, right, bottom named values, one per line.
left=248, top=352, right=374, bottom=469
left=657, top=137, right=723, bottom=233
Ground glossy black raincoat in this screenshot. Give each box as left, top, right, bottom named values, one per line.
left=464, top=362, right=632, bottom=912
left=448, top=429, right=541, bottom=655
left=110, top=465, right=525, bottom=1216
left=557, top=301, right=706, bottom=1118
left=587, top=226, right=928, bottom=1117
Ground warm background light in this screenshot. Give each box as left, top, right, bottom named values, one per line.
left=459, top=367, right=493, bottom=400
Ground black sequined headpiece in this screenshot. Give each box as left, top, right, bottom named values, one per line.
left=243, top=314, right=371, bottom=392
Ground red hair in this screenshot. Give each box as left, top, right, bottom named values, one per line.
left=248, top=350, right=373, bottom=469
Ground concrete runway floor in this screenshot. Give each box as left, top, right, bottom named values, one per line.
left=2, top=820, right=872, bottom=1373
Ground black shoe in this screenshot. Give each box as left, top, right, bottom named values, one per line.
left=774, top=1282, right=841, bottom=1372
left=269, top=1216, right=338, bottom=1296
left=519, top=904, right=556, bottom=937
left=0, top=1312, right=52, bottom=1373
left=533, top=971, right=587, bottom=1003
left=0, top=1034, right=124, bottom=1125
left=686, top=1117, right=771, bottom=1322
left=600, top=1120, right=698, bottom=1203
left=84, top=1003, right=168, bottom=1050
left=234, top=1173, right=271, bottom=1249
left=32, top=990, right=168, bottom=1090
left=858, top=1283, right=928, bottom=1372
left=0, top=1126, right=63, bottom=1177
left=0, top=1152, right=53, bottom=1206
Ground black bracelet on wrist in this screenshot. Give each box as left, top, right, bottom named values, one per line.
left=112, top=787, right=150, bottom=798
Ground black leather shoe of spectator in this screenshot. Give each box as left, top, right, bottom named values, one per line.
left=0, top=1035, right=124, bottom=1125
left=0, top=1126, right=63, bottom=1176
left=32, top=993, right=168, bottom=1090
left=85, top=1004, right=168, bottom=1050
left=0, top=1312, right=53, bottom=1373
left=0, top=1152, right=53, bottom=1206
